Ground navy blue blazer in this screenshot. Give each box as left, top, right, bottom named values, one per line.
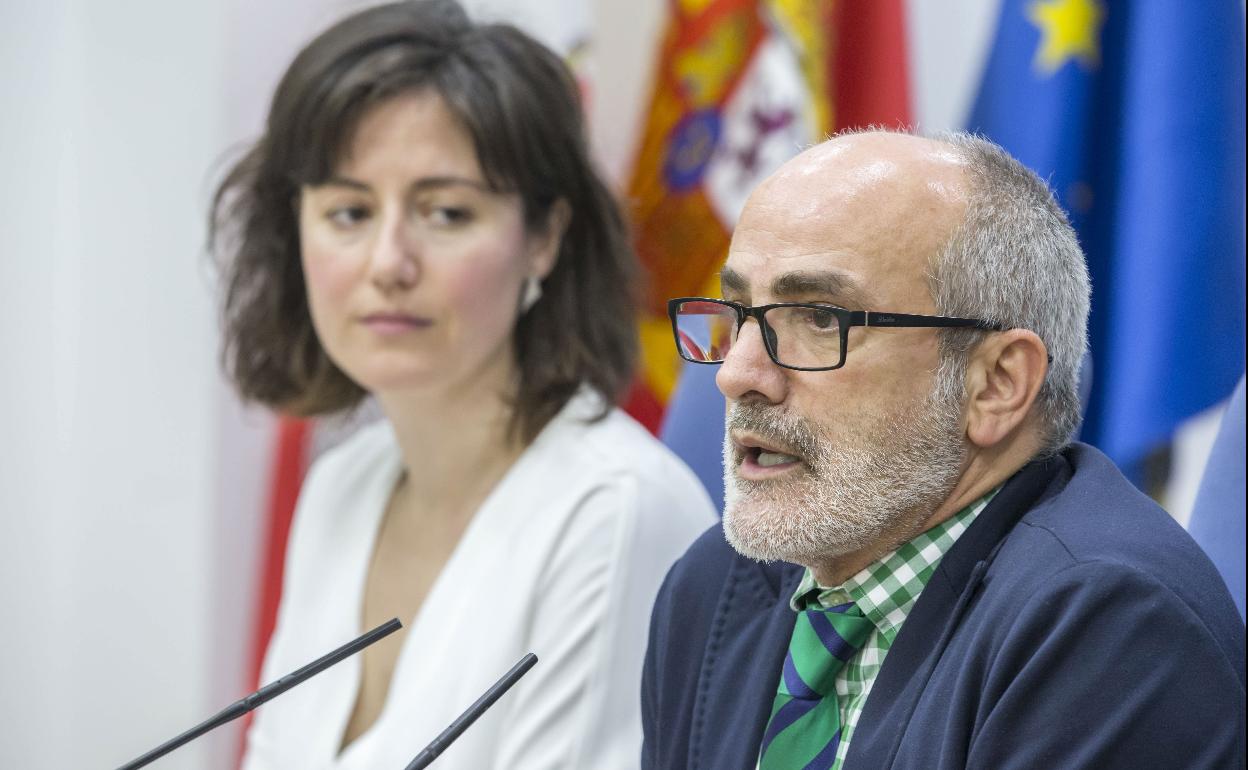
left=642, top=444, right=1246, bottom=769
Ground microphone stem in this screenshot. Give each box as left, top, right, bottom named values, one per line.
left=115, top=618, right=402, bottom=770
left=404, top=652, right=538, bottom=770
left=116, top=702, right=246, bottom=770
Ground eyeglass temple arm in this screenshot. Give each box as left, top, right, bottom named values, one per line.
left=860, top=311, right=1050, bottom=361
left=859, top=311, right=1003, bottom=330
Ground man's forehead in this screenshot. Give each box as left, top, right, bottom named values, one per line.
left=751, top=133, right=970, bottom=218
left=721, top=133, right=967, bottom=304
left=721, top=192, right=883, bottom=303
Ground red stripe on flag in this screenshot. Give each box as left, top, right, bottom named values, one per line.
left=236, top=417, right=311, bottom=764
left=249, top=417, right=312, bottom=687
left=832, top=0, right=913, bottom=130
left=623, top=377, right=666, bottom=435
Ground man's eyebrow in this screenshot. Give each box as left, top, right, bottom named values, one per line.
left=719, top=267, right=748, bottom=295
left=770, top=270, right=868, bottom=305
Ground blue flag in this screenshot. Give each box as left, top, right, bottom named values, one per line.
left=967, top=0, right=1246, bottom=474
left=661, top=361, right=727, bottom=514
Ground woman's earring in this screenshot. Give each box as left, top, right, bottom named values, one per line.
left=521, top=275, right=543, bottom=313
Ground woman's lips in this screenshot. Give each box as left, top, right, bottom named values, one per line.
left=360, top=313, right=433, bottom=335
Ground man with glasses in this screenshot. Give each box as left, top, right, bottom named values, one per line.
left=641, top=131, right=1245, bottom=770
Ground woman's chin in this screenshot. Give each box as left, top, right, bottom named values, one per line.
left=345, top=365, right=444, bottom=397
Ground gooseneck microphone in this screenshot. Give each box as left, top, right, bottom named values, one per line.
left=403, top=652, right=539, bottom=770
left=116, top=618, right=403, bottom=770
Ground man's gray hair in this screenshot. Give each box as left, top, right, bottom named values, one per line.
left=928, top=131, right=1091, bottom=456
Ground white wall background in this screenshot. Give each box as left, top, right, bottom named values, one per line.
left=0, top=2, right=228, bottom=768
left=1, top=1, right=1220, bottom=768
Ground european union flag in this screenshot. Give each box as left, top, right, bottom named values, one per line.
left=968, top=0, right=1246, bottom=476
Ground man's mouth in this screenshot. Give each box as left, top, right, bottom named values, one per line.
left=755, top=448, right=801, bottom=467
left=733, top=433, right=805, bottom=478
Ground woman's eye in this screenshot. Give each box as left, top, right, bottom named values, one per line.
left=429, top=206, right=473, bottom=226
left=326, top=206, right=370, bottom=228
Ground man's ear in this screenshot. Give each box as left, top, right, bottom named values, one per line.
left=963, top=329, right=1048, bottom=449
left=527, top=198, right=571, bottom=279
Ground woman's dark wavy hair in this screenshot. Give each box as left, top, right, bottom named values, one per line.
left=210, top=0, right=639, bottom=443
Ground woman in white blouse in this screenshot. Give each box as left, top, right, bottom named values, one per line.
left=210, top=2, right=716, bottom=767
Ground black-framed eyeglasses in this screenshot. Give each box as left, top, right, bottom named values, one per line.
left=667, top=297, right=1005, bottom=371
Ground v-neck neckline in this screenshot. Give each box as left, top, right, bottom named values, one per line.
left=329, top=406, right=569, bottom=766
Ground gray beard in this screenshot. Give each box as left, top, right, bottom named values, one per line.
left=721, top=383, right=966, bottom=569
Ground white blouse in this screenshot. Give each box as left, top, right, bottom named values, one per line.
left=241, top=394, right=716, bottom=770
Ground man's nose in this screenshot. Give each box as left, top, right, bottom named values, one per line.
left=369, top=213, right=419, bottom=289
left=715, top=318, right=787, bottom=404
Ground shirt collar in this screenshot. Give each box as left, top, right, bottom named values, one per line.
left=790, top=487, right=1001, bottom=642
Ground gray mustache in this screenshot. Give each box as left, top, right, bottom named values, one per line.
left=726, top=402, right=821, bottom=462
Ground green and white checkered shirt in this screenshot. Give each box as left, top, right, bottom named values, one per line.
left=769, top=488, right=999, bottom=770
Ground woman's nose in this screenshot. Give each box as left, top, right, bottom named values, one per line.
left=369, top=214, right=419, bottom=290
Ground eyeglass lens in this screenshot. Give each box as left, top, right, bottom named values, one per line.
left=673, top=301, right=844, bottom=368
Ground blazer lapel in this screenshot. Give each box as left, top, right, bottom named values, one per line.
left=691, top=555, right=803, bottom=770
left=844, top=454, right=1071, bottom=769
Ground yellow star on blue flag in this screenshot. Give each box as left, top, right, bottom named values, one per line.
left=1026, top=0, right=1106, bottom=74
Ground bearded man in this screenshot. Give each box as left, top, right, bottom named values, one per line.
left=642, top=131, right=1245, bottom=770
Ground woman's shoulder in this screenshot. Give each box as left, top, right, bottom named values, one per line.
left=516, top=396, right=717, bottom=593
left=532, top=392, right=715, bottom=512
left=298, top=418, right=399, bottom=504
left=274, top=420, right=401, bottom=594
